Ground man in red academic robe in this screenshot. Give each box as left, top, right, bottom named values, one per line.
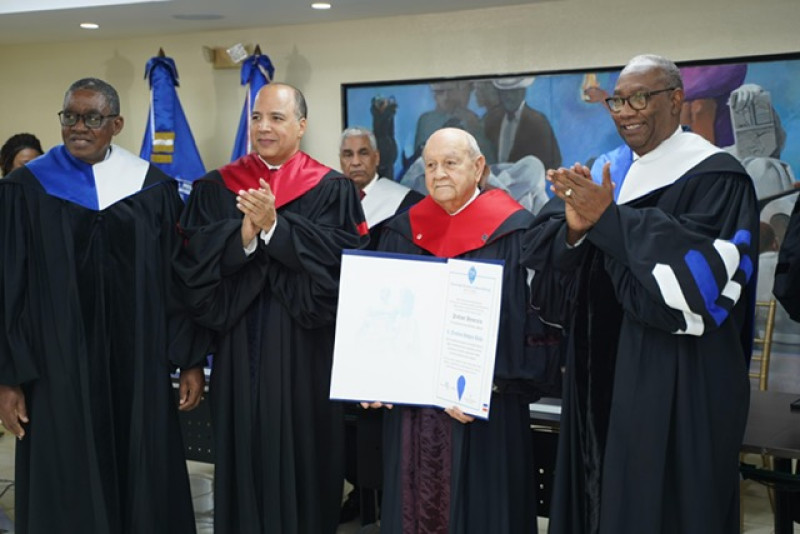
left=174, top=83, right=368, bottom=534
left=368, top=127, right=546, bottom=533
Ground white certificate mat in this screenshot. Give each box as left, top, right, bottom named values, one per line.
left=330, top=249, right=504, bottom=419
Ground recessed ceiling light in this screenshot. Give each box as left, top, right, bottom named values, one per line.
left=80, top=22, right=100, bottom=29
left=172, top=14, right=224, bottom=21
left=311, top=2, right=331, bottom=9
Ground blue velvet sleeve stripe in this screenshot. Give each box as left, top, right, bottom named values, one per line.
left=732, top=229, right=754, bottom=283
left=652, top=228, right=753, bottom=335
left=684, top=249, right=728, bottom=327
left=732, top=228, right=751, bottom=248
left=739, top=255, right=754, bottom=284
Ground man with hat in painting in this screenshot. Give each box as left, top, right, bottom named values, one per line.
left=484, top=76, right=562, bottom=169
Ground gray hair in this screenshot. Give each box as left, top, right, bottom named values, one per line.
left=65, top=78, right=121, bottom=114
left=291, top=86, right=307, bottom=120
left=621, top=54, right=683, bottom=90
left=463, top=130, right=481, bottom=159
left=340, top=127, right=378, bottom=151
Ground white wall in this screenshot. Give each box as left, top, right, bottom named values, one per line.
left=0, top=0, right=797, bottom=171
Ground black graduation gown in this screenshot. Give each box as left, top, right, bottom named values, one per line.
left=774, top=194, right=800, bottom=321
left=772, top=194, right=800, bottom=522
left=0, top=166, right=202, bottom=534
left=522, top=153, right=758, bottom=534
left=341, top=181, right=425, bottom=501
left=363, top=186, right=425, bottom=251
left=174, top=158, right=368, bottom=534
left=377, top=193, right=541, bottom=534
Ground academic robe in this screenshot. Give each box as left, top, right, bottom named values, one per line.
left=377, top=190, right=543, bottom=534
left=774, top=193, right=800, bottom=322
left=173, top=151, right=368, bottom=534
left=342, top=175, right=425, bottom=504
left=362, top=176, right=424, bottom=251
left=773, top=194, right=800, bottom=522
left=0, top=146, right=204, bottom=534
left=522, top=146, right=758, bottom=534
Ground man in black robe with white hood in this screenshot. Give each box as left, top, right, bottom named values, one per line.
left=339, top=126, right=423, bottom=248
left=522, top=55, right=759, bottom=533
left=0, top=77, right=206, bottom=534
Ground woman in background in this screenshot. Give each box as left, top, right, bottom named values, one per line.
left=1, top=133, right=43, bottom=176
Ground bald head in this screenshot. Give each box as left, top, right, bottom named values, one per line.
left=423, top=128, right=481, bottom=159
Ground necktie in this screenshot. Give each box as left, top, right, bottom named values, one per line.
left=498, top=113, right=516, bottom=162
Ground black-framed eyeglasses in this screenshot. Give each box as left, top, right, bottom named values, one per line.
left=58, top=111, right=119, bottom=129
left=604, top=87, right=677, bottom=113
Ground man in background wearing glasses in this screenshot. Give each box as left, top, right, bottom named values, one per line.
left=0, top=77, right=206, bottom=533
left=522, top=55, right=758, bottom=533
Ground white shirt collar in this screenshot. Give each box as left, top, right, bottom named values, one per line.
left=450, top=187, right=480, bottom=216
left=258, top=154, right=282, bottom=170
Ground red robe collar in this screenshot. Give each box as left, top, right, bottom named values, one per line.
left=218, top=151, right=329, bottom=209
left=408, top=189, right=524, bottom=257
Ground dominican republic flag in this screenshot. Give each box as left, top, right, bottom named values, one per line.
left=231, top=48, right=275, bottom=162
left=140, top=50, right=205, bottom=200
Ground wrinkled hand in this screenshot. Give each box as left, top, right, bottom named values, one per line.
left=0, top=385, right=29, bottom=439
left=178, top=367, right=205, bottom=412
left=238, top=179, right=276, bottom=246
left=360, top=401, right=393, bottom=410
left=548, top=162, right=615, bottom=244
left=444, top=406, right=475, bottom=424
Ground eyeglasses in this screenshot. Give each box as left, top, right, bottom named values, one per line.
left=604, top=87, right=677, bottom=113
left=58, top=111, right=119, bottom=129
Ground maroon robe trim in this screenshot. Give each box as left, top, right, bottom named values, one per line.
left=218, top=151, right=328, bottom=209
left=408, top=189, right=525, bottom=257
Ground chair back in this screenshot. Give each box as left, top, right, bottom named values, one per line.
left=750, top=299, right=777, bottom=391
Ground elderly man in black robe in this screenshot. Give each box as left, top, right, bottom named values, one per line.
left=523, top=54, right=759, bottom=533
left=367, top=127, right=546, bottom=533
left=0, top=77, right=206, bottom=534
left=340, top=126, right=423, bottom=248
left=174, top=83, right=368, bottom=533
